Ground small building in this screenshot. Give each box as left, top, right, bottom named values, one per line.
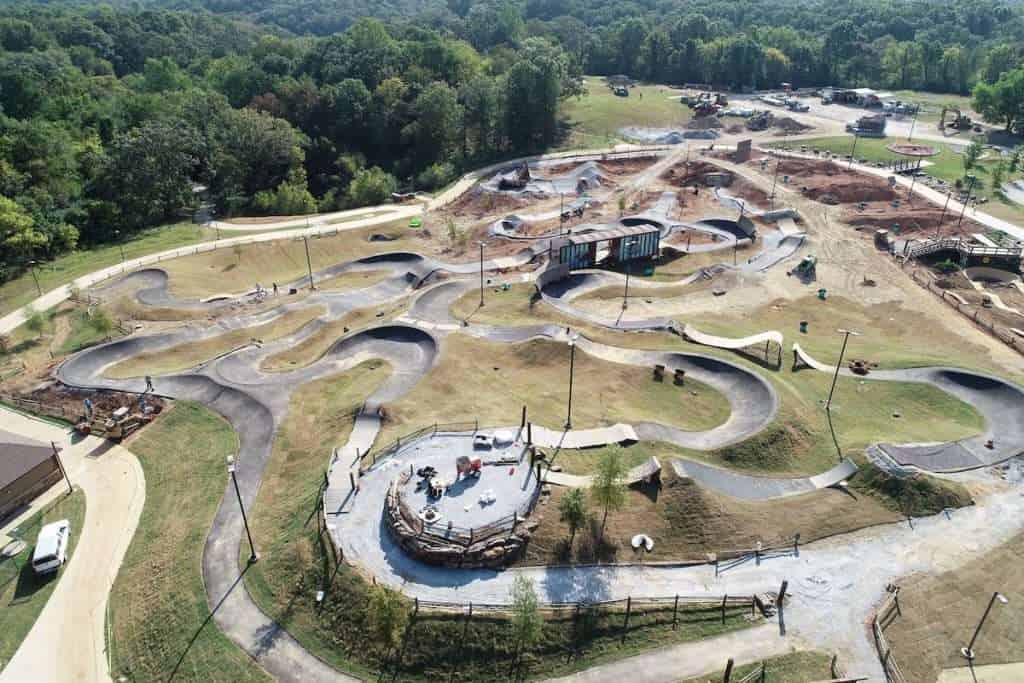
left=0, top=430, right=61, bottom=521
left=553, top=225, right=660, bottom=270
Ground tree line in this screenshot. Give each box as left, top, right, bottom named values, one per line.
left=0, top=6, right=579, bottom=283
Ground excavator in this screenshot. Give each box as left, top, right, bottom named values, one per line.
left=939, top=106, right=972, bottom=132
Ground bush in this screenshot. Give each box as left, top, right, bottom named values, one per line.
left=416, top=162, right=456, bottom=191
left=347, top=166, right=397, bottom=207
left=935, top=259, right=960, bottom=274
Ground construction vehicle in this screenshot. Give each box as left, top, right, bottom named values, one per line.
left=75, top=404, right=155, bottom=442
left=746, top=110, right=774, bottom=131
left=846, top=114, right=887, bottom=137
left=787, top=255, right=817, bottom=279
left=939, top=106, right=972, bottom=131
left=613, top=85, right=629, bottom=97
left=784, top=98, right=809, bottom=112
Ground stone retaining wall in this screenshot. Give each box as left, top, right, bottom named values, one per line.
left=384, top=479, right=539, bottom=569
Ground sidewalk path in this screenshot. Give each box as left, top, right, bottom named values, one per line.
left=0, top=408, right=145, bottom=683
left=543, top=624, right=792, bottom=683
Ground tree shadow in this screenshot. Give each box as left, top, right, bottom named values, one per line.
left=575, top=516, right=618, bottom=564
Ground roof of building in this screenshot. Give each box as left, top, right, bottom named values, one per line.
left=561, top=224, right=660, bottom=247
left=0, top=429, right=55, bottom=490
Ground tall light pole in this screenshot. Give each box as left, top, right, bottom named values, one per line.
left=907, top=105, right=919, bottom=142
left=622, top=237, right=638, bottom=310
left=27, top=260, right=41, bottom=296
left=559, top=193, right=566, bottom=234
left=769, top=158, right=781, bottom=210
left=936, top=190, right=954, bottom=239
left=227, top=455, right=258, bottom=563
left=826, top=328, right=860, bottom=460
left=302, top=235, right=315, bottom=290
left=114, top=230, right=125, bottom=263
left=848, top=135, right=860, bottom=169
left=565, top=335, right=577, bottom=430
left=479, top=241, right=485, bottom=307
left=956, top=174, right=978, bottom=230
left=961, top=592, right=1009, bottom=660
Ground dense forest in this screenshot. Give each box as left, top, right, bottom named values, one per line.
left=0, top=0, right=1023, bottom=282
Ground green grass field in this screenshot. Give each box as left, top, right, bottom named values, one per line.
left=558, top=76, right=691, bottom=150
left=889, top=90, right=977, bottom=123
left=107, top=402, right=268, bottom=682
left=677, top=650, right=834, bottom=682
left=0, top=489, right=86, bottom=671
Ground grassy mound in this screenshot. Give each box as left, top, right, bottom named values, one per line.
left=851, top=463, right=972, bottom=517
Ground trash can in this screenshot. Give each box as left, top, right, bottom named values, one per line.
left=799, top=321, right=808, bottom=333
left=817, top=288, right=827, bottom=300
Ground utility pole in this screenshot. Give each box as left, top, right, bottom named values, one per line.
left=227, top=455, right=258, bottom=563
left=907, top=106, right=919, bottom=142
left=848, top=135, right=860, bottom=169
left=622, top=237, right=638, bottom=310
left=826, top=328, right=860, bottom=460
left=961, top=592, right=1009, bottom=660
left=479, top=241, right=485, bottom=307
left=956, top=175, right=978, bottom=230
left=302, top=235, right=315, bottom=290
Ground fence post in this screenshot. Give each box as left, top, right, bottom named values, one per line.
left=893, top=587, right=901, bottom=616
left=414, top=597, right=419, bottom=616
left=521, top=404, right=526, bottom=429
left=759, top=661, right=766, bottom=683
left=527, top=421, right=532, bottom=445
left=721, top=594, right=727, bottom=624
left=830, top=654, right=839, bottom=678
left=723, top=658, right=734, bottom=683
left=672, top=594, right=679, bottom=630
left=778, top=580, right=788, bottom=608
left=621, top=596, right=631, bottom=643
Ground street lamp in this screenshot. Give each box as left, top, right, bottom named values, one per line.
left=565, top=335, right=578, bottom=430
left=302, top=235, right=315, bottom=290
left=936, top=190, right=954, bottom=239
left=826, top=328, right=860, bottom=460
left=113, top=230, right=125, bottom=263
left=26, top=260, right=41, bottom=296
left=622, top=237, right=639, bottom=310
left=559, top=193, right=566, bottom=235
left=769, top=158, right=781, bottom=210
left=849, top=135, right=860, bottom=169
left=227, top=455, right=258, bottom=563
left=956, top=175, right=978, bottom=230
left=961, top=592, right=1009, bottom=660
left=907, top=105, right=919, bottom=142
left=479, top=241, right=485, bottom=307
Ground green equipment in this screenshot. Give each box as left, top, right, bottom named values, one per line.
left=787, top=255, right=817, bottom=278
left=409, top=217, right=422, bottom=228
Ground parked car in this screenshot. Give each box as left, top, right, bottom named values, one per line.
left=472, top=433, right=493, bottom=450
left=31, top=519, right=71, bottom=575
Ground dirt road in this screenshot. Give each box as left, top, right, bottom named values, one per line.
left=0, top=408, right=145, bottom=683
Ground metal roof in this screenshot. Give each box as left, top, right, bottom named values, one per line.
left=562, top=224, right=659, bottom=247
left=0, top=429, right=55, bottom=490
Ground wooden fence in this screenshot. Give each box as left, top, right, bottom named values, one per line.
left=910, top=268, right=1024, bottom=356
left=871, top=588, right=907, bottom=683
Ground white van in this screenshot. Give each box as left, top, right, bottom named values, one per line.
left=31, top=519, right=71, bottom=575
